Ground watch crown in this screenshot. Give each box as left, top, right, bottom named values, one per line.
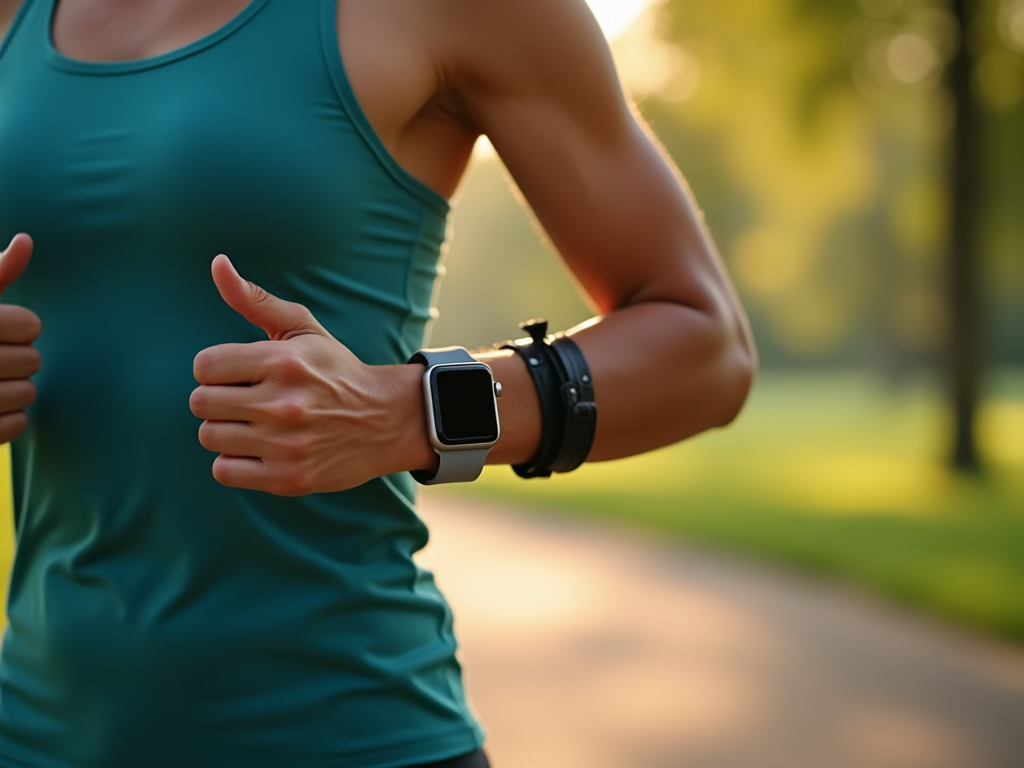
left=494, top=381, right=503, bottom=398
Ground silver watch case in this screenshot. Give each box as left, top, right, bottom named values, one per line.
left=420, top=362, right=502, bottom=453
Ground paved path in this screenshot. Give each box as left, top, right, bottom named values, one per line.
left=416, top=493, right=1024, bottom=768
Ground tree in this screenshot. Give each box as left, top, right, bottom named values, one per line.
left=643, top=0, right=1024, bottom=471
left=948, top=0, right=983, bottom=471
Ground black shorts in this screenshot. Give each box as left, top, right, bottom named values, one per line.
left=407, top=749, right=491, bottom=768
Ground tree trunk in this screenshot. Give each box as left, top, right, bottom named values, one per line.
left=948, top=0, right=983, bottom=472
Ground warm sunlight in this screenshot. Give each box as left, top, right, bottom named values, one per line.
left=474, top=0, right=658, bottom=159
left=585, top=0, right=657, bottom=39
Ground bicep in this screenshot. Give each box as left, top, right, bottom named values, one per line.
left=457, top=0, right=725, bottom=314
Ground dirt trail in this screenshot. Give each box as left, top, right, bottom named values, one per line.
left=416, top=493, right=1024, bottom=768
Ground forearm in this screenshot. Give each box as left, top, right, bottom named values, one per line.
left=486, top=297, right=754, bottom=463
left=394, top=296, right=755, bottom=474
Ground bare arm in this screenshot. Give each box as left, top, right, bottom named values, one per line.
left=191, top=0, right=756, bottom=493
left=442, top=0, right=756, bottom=464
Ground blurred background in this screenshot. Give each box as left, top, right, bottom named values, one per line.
left=430, top=0, right=1024, bottom=645
left=422, top=1, right=1024, bottom=763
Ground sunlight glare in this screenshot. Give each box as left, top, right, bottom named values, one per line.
left=585, top=0, right=658, bottom=40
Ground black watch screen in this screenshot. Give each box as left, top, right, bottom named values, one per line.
left=431, top=366, right=499, bottom=446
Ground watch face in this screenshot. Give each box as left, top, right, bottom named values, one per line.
left=432, top=366, right=499, bottom=446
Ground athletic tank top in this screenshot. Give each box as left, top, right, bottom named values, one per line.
left=0, top=1, right=484, bottom=766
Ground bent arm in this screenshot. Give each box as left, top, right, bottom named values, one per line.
left=413, top=0, right=756, bottom=467
left=193, top=0, right=757, bottom=495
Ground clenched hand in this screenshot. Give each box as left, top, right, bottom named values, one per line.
left=190, top=255, right=425, bottom=495
left=0, top=234, right=41, bottom=444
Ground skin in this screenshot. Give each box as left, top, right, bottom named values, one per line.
left=0, top=0, right=757, bottom=496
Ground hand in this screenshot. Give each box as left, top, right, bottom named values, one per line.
left=190, top=255, right=427, bottom=495
left=0, top=234, right=41, bottom=444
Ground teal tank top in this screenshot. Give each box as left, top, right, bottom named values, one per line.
left=0, top=1, right=484, bottom=766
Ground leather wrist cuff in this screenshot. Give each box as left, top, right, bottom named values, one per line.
left=500, top=319, right=597, bottom=478
left=500, top=320, right=562, bottom=478
left=547, top=334, right=598, bottom=473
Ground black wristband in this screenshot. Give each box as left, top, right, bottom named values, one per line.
left=500, top=319, right=597, bottom=478
left=548, top=334, right=598, bottom=473
left=500, top=320, right=563, bottom=478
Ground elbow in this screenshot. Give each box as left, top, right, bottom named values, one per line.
left=714, top=331, right=757, bottom=428
left=696, top=303, right=757, bottom=430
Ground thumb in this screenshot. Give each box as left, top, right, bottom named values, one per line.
left=0, top=233, right=33, bottom=298
left=211, top=254, right=325, bottom=341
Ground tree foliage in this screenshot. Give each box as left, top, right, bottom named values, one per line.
left=629, top=0, right=1024, bottom=368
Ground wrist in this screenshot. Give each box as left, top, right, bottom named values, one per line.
left=375, top=363, right=439, bottom=476
left=475, top=349, right=542, bottom=466
left=375, top=348, right=542, bottom=479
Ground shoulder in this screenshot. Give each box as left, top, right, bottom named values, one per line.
left=341, top=0, right=622, bottom=89
left=340, top=0, right=627, bottom=129
left=417, top=0, right=630, bottom=139
left=428, top=0, right=616, bottom=86
left=435, top=0, right=604, bottom=39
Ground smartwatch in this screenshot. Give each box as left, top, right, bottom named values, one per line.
left=407, top=347, right=502, bottom=485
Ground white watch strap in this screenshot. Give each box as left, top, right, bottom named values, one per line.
left=408, top=347, right=495, bottom=485
left=409, top=347, right=475, bottom=366
left=420, top=447, right=490, bottom=485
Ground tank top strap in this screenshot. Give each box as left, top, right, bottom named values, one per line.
left=315, top=0, right=449, bottom=212
left=0, top=0, right=474, bottom=763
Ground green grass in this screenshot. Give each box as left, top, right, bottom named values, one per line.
left=441, top=370, right=1024, bottom=643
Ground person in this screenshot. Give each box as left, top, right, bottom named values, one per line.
left=0, top=0, right=756, bottom=766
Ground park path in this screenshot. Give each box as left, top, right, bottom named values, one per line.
left=415, top=493, right=1024, bottom=768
